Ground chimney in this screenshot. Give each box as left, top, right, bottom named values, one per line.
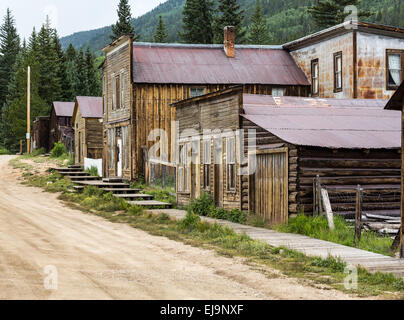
left=224, top=26, right=235, bottom=58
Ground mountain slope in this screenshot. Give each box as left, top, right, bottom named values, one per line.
left=60, top=0, right=401, bottom=53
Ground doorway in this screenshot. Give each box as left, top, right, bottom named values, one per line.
left=117, top=138, right=122, bottom=177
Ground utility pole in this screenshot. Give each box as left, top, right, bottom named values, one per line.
left=26, top=66, right=31, bottom=154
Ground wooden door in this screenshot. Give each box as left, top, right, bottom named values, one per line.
left=117, top=138, right=123, bottom=177
left=250, top=149, right=288, bottom=225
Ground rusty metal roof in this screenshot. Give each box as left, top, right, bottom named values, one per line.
left=132, top=43, right=310, bottom=86
left=53, top=102, right=75, bottom=117
left=242, top=94, right=400, bottom=149
left=75, top=96, right=103, bottom=118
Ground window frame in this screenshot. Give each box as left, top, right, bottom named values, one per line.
left=190, top=87, right=205, bottom=98
left=226, top=136, right=236, bottom=191
left=177, top=142, right=191, bottom=194
left=120, top=71, right=125, bottom=109
left=386, top=49, right=404, bottom=91
left=333, top=51, right=343, bottom=93
left=272, top=87, right=285, bottom=97
left=115, top=74, right=121, bottom=110
left=203, top=139, right=211, bottom=190
left=311, top=59, right=319, bottom=97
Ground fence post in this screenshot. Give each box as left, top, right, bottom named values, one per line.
left=316, top=175, right=323, bottom=215
left=355, top=184, right=363, bottom=247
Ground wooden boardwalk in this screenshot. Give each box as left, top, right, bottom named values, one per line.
left=151, top=209, right=404, bottom=277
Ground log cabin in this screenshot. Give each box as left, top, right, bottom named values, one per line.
left=174, top=86, right=401, bottom=225
left=72, top=96, right=103, bottom=165
left=101, top=27, right=311, bottom=181
left=49, top=101, right=75, bottom=153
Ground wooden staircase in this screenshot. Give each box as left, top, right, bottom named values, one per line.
left=51, top=166, right=172, bottom=209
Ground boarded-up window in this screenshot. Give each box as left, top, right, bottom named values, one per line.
left=311, top=59, right=319, bottom=96
left=226, top=137, right=236, bottom=190
left=108, top=128, right=115, bottom=169
left=203, top=139, right=211, bottom=189
left=334, top=52, right=342, bottom=92
left=122, top=126, right=130, bottom=169
left=387, top=50, right=403, bottom=90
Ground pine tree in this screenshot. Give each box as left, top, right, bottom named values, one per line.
left=154, top=15, right=168, bottom=43
left=37, top=17, right=62, bottom=105
left=214, top=0, right=246, bottom=44
left=74, top=48, right=89, bottom=96
left=0, top=8, right=20, bottom=111
left=247, top=0, right=271, bottom=45
left=308, top=0, right=371, bottom=29
left=53, top=30, right=71, bottom=101
left=111, top=0, right=139, bottom=41
left=180, top=0, right=215, bottom=44
left=85, top=47, right=101, bottom=96
left=65, top=44, right=78, bottom=100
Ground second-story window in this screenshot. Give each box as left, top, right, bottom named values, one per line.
left=115, top=75, right=121, bottom=109
left=102, top=76, right=106, bottom=113
left=190, top=87, right=205, bottom=98
left=387, top=50, right=403, bottom=90
left=311, top=59, right=319, bottom=96
left=120, top=72, right=125, bottom=109
left=334, top=52, right=343, bottom=92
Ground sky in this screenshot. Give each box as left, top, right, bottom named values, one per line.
left=0, top=0, right=165, bottom=41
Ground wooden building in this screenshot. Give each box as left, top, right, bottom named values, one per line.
left=72, top=96, right=103, bottom=165
left=32, top=116, right=50, bottom=152
left=101, top=27, right=310, bottom=180
left=385, top=81, right=404, bottom=257
left=284, top=21, right=404, bottom=100
left=49, top=101, right=75, bottom=153
left=174, top=87, right=401, bottom=225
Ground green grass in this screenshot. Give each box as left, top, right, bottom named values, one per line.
left=274, top=215, right=395, bottom=256
left=131, top=180, right=176, bottom=207
left=11, top=160, right=404, bottom=298
left=85, top=166, right=100, bottom=177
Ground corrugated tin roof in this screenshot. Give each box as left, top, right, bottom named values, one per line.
left=53, top=102, right=75, bottom=117
left=76, top=96, right=103, bottom=118
left=242, top=94, right=400, bottom=149
left=132, top=43, right=310, bottom=86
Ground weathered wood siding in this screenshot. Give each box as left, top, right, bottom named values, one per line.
left=295, top=147, right=401, bottom=215
left=134, top=84, right=309, bottom=179
left=86, top=118, right=103, bottom=160
left=175, top=89, right=243, bottom=208
left=103, top=38, right=133, bottom=179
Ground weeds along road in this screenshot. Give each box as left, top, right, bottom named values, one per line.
left=0, top=155, right=357, bottom=300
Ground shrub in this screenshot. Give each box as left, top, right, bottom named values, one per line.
left=32, top=148, right=45, bottom=157
left=0, top=148, right=10, bottom=155
left=50, top=142, right=67, bottom=158
left=179, top=212, right=201, bottom=230
left=86, top=166, right=99, bottom=177
left=189, top=192, right=214, bottom=217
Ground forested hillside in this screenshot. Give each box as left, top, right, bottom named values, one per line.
left=60, top=0, right=404, bottom=52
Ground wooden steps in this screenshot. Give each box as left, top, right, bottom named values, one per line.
left=68, top=176, right=100, bottom=181
left=128, top=200, right=173, bottom=208
left=103, top=188, right=140, bottom=194
left=113, top=194, right=154, bottom=201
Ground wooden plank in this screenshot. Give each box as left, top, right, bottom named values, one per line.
left=321, top=188, right=335, bottom=230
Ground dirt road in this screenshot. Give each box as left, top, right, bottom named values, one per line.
left=0, top=155, right=357, bottom=300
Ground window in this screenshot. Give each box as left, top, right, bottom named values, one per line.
left=272, top=88, right=285, bottom=97
left=190, top=87, right=205, bottom=98
left=387, top=50, right=403, bottom=90
left=203, top=139, right=211, bottom=189
left=311, top=59, right=319, bottom=96
left=120, top=72, right=125, bottom=109
left=226, top=137, right=236, bottom=191
left=334, top=52, right=342, bottom=92
left=102, top=76, right=107, bottom=113
left=115, top=75, right=121, bottom=109
left=177, top=143, right=190, bottom=193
